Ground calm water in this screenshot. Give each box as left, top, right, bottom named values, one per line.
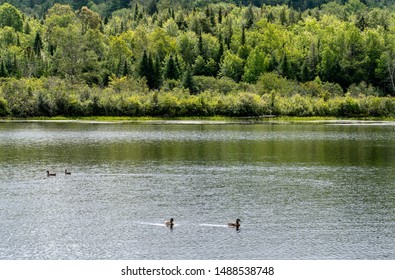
left=0, top=121, right=394, bottom=260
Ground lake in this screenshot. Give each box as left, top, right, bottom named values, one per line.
left=0, top=120, right=394, bottom=260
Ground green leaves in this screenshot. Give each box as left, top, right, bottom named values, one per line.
left=0, top=3, right=23, bottom=32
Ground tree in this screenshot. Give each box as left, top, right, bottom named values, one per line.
left=0, top=3, right=23, bottom=32
left=147, top=0, right=158, bottom=15
left=182, top=67, right=196, bottom=93
left=0, top=60, right=7, bottom=77
left=138, top=50, right=157, bottom=89
left=78, top=6, right=101, bottom=35
left=376, top=51, right=395, bottom=95
left=244, top=4, right=254, bottom=28
left=177, top=31, right=198, bottom=66
left=108, top=35, right=133, bottom=77
left=45, top=4, right=77, bottom=29
left=219, top=51, right=244, bottom=82
left=33, top=31, right=43, bottom=57
left=164, top=54, right=179, bottom=80
left=243, top=48, right=270, bottom=83
left=153, top=54, right=162, bottom=89
left=279, top=52, right=290, bottom=78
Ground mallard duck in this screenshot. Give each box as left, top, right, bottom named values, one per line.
left=165, top=218, right=174, bottom=228
left=228, top=218, right=241, bottom=228
left=65, top=169, right=71, bottom=175
left=47, top=171, right=56, bottom=176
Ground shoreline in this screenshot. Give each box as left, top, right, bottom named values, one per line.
left=1, top=116, right=395, bottom=125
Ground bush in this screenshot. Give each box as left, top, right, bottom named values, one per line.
left=0, top=96, right=8, bottom=116
left=338, top=96, right=361, bottom=117
left=0, top=76, right=393, bottom=118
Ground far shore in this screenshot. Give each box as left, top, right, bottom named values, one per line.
left=1, top=116, right=395, bottom=125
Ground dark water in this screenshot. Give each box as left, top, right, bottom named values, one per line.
left=0, top=121, right=394, bottom=259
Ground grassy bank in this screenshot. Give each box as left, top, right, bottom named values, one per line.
left=2, top=115, right=395, bottom=125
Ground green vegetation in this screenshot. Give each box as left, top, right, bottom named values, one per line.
left=0, top=0, right=395, bottom=118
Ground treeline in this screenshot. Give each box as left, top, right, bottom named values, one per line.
left=0, top=1, right=395, bottom=118
left=4, top=0, right=394, bottom=17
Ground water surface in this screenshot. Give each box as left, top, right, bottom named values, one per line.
left=0, top=121, right=394, bottom=259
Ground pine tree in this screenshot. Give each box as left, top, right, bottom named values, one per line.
left=182, top=67, right=196, bottom=94
left=244, top=4, right=254, bottom=28
left=122, top=60, right=129, bottom=77
left=241, top=25, right=246, bottom=45
left=280, top=53, right=289, bottom=78
left=147, top=0, right=158, bottom=16
left=139, top=50, right=149, bottom=79
left=218, top=7, right=222, bottom=24
left=153, top=55, right=162, bottom=89
left=164, top=54, right=179, bottom=80
left=198, top=32, right=204, bottom=56
left=24, top=21, right=31, bottom=34
left=139, top=51, right=158, bottom=89
left=147, top=53, right=156, bottom=89
left=119, top=0, right=130, bottom=9
left=0, top=60, right=7, bottom=77
left=33, top=31, right=43, bottom=57
left=133, top=3, right=139, bottom=21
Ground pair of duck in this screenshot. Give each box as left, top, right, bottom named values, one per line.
left=165, top=218, right=241, bottom=229
left=47, top=170, right=71, bottom=176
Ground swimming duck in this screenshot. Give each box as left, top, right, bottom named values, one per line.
left=65, top=169, right=71, bottom=175
left=228, top=218, right=241, bottom=228
left=165, top=218, right=174, bottom=228
left=47, top=171, right=56, bottom=176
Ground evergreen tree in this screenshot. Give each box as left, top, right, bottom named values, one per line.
left=280, top=53, right=290, bottom=78
left=24, top=21, right=31, bottom=34
left=119, top=0, right=131, bottom=10
left=0, top=60, right=7, bottom=77
left=244, top=4, right=254, bottom=28
left=198, top=32, right=204, bottom=56
left=147, top=0, right=158, bottom=16
left=147, top=54, right=156, bottom=89
left=241, top=25, right=246, bottom=46
left=33, top=31, right=43, bottom=57
left=122, top=60, right=129, bottom=77
left=139, top=50, right=150, bottom=80
left=153, top=54, right=162, bottom=89
left=182, top=67, right=196, bottom=94
left=139, top=51, right=158, bottom=89
left=164, top=54, right=179, bottom=80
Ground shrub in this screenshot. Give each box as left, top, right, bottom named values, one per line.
left=0, top=96, right=8, bottom=116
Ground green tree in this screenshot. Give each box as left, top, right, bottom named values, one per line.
left=0, top=3, right=23, bottom=32
left=33, top=31, right=43, bottom=57
left=177, top=31, right=198, bottom=66
left=0, top=97, right=8, bottom=116
left=0, top=60, right=7, bottom=77
left=45, top=4, right=77, bottom=29
left=243, top=48, right=270, bottom=83
left=78, top=6, right=102, bottom=35
left=164, top=54, right=180, bottom=80
left=182, top=67, right=196, bottom=93
left=138, top=50, right=158, bottom=89
left=219, top=51, right=244, bottom=82
left=244, top=4, right=254, bottom=28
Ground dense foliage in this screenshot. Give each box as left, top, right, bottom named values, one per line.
left=0, top=0, right=395, bottom=118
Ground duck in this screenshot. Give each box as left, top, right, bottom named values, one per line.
left=47, top=171, right=56, bottom=176
left=165, top=218, right=174, bottom=228
left=228, top=218, right=241, bottom=228
left=65, top=169, right=71, bottom=175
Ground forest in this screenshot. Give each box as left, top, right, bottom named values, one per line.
left=0, top=0, right=395, bottom=118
